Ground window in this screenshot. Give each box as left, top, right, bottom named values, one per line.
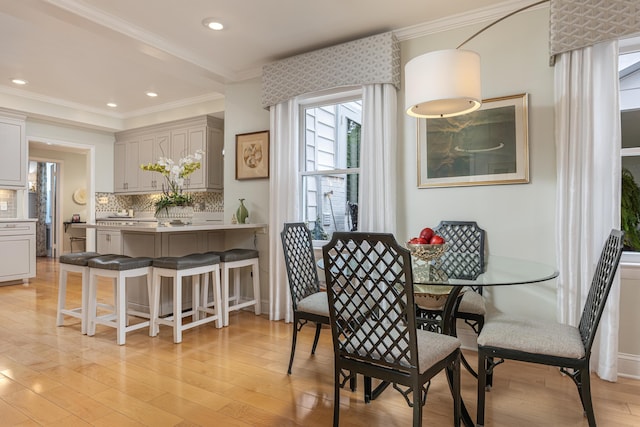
left=620, top=44, right=640, bottom=253
left=299, top=91, right=362, bottom=241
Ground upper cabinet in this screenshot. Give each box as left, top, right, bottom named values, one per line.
left=114, top=116, right=223, bottom=194
left=0, top=112, right=27, bottom=189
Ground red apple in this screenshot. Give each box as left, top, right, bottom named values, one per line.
left=430, top=235, right=445, bottom=245
left=419, top=227, right=434, bottom=242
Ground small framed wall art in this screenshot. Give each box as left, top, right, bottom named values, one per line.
left=236, top=130, right=270, bottom=180
left=417, top=93, right=529, bottom=188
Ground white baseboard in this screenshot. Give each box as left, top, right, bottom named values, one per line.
left=618, top=352, right=640, bottom=379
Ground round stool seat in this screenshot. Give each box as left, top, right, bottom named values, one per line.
left=60, top=252, right=101, bottom=266
left=89, top=255, right=153, bottom=271
left=153, top=253, right=220, bottom=270
left=211, top=249, right=259, bottom=262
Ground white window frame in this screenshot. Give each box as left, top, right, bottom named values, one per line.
left=298, top=87, right=362, bottom=246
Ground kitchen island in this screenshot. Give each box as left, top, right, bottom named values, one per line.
left=74, top=221, right=267, bottom=315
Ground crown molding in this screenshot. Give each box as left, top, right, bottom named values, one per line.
left=394, top=0, right=548, bottom=42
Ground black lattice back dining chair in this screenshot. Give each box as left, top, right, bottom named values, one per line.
left=280, top=222, right=329, bottom=375
left=416, top=221, right=486, bottom=378
left=476, top=229, right=624, bottom=427
left=323, top=232, right=461, bottom=427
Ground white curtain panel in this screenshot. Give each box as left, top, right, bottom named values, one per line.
left=554, top=40, right=621, bottom=380
left=359, top=83, right=398, bottom=235
left=268, top=99, right=300, bottom=322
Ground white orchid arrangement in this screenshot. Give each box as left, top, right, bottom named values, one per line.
left=141, top=150, right=204, bottom=213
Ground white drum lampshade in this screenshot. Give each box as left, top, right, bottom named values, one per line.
left=405, top=49, right=482, bottom=118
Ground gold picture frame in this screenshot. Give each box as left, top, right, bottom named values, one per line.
left=236, top=130, right=270, bottom=180
left=417, top=93, right=529, bottom=188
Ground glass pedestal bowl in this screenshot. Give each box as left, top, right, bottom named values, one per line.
left=406, top=242, right=449, bottom=262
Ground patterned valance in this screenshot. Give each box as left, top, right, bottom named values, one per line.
left=550, top=0, right=640, bottom=57
left=262, top=32, right=400, bottom=108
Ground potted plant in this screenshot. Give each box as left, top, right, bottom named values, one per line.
left=621, top=167, right=640, bottom=251
left=141, top=150, right=203, bottom=224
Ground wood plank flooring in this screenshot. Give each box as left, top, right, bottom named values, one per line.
left=0, top=256, right=638, bottom=426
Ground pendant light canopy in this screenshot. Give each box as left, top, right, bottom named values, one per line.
left=405, top=49, right=481, bottom=118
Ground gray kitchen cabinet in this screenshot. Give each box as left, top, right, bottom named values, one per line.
left=96, top=230, right=122, bottom=255
left=0, top=112, right=27, bottom=188
left=114, top=115, right=223, bottom=194
left=113, top=139, right=140, bottom=193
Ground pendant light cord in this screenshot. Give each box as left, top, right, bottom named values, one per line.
left=456, top=0, right=550, bottom=49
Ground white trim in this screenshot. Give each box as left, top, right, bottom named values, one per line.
left=393, top=0, right=548, bottom=42
left=618, top=352, right=640, bottom=379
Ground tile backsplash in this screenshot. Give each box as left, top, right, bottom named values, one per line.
left=95, top=191, right=223, bottom=216
left=0, top=190, right=17, bottom=218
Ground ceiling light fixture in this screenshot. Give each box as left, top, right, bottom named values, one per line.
left=202, top=18, right=224, bottom=31
left=107, top=102, right=117, bottom=108
left=11, top=78, right=28, bottom=85
left=405, top=0, right=549, bottom=119
left=146, top=91, right=158, bottom=97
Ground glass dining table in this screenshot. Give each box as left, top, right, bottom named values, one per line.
left=411, top=252, right=558, bottom=426
left=318, top=249, right=558, bottom=426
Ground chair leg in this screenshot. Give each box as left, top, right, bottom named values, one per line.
left=477, top=349, right=487, bottom=427
left=115, top=275, right=126, bottom=345
left=579, top=368, right=596, bottom=427
left=287, top=318, right=299, bottom=375
left=364, top=376, right=372, bottom=403
left=251, top=260, right=261, bottom=315
left=311, top=322, right=322, bottom=354
left=453, top=354, right=461, bottom=427
left=333, top=365, right=341, bottom=427
left=56, top=269, right=68, bottom=326
left=412, top=381, right=422, bottom=427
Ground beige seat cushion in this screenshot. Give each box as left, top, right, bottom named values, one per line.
left=297, top=292, right=329, bottom=317
left=457, top=289, right=486, bottom=315
left=344, top=320, right=460, bottom=371
left=477, top=313, right=586, bottom=359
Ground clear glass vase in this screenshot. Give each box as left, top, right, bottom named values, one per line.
left=155, top=205, right=194, bottom=226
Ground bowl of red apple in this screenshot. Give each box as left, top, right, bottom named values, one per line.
left=406, top=227, right=448, bottom=262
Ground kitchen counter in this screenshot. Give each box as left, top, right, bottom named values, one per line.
left=75, top=222, right=267, bottom=233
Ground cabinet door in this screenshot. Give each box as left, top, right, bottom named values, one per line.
left=185, top=126, right=206, bottom=189
left=97, top=230, right=122, bottom=255
left=113, top=142, right=127, bottom=192
left=0, top=116, right=26, bottom=188
left=207, top=128, right=224, bottom=189
left=114, top=139, right=141, bottom=193
left=139, top=132, right=169, bottom=192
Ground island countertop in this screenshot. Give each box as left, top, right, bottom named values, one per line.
left=74, top=222, right=267, bottom=233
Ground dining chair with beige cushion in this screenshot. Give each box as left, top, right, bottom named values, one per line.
left=323, top=231, right=461, bottom=427
left=280, top=222, right=331, bottom=375
left=476, top=229, right=624, bottom=427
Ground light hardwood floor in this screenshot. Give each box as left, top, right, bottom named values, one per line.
left=0, top=257, right=638, bottom=426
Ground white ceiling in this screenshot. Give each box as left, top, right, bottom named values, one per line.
left=0, top=0, right=523, bottom=131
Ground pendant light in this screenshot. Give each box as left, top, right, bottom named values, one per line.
left=404, top=0, right=549, bottom=119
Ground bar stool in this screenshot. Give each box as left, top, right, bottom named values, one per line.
left=56, top=251, right=101, bottom=334
left=87, top=255, right=154, bottom=345
left=210, top=249, right=261, bottom=326
left=150, top=252, right=222, bottom=343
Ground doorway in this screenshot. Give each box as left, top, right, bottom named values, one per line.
left=28, top=160, right=59, bottom=257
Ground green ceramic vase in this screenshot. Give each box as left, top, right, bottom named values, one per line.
left=236, top=198, right=249, bottom=224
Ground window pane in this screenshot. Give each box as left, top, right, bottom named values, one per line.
left=622, top=157, right=640, bottom=251
left=302, top=173, right=359, bottom=239
left=622, top=110, right=640, bottom=149
left=301, top=98, right=361, bottom=240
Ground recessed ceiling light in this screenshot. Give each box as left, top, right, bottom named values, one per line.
left=146, top=91, right=158, bottom=97
left=107, top=102, right=117, bottom=108
left=202, top=18, right=224, bottom=31
left=11, top=78, right=28, bottom=85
